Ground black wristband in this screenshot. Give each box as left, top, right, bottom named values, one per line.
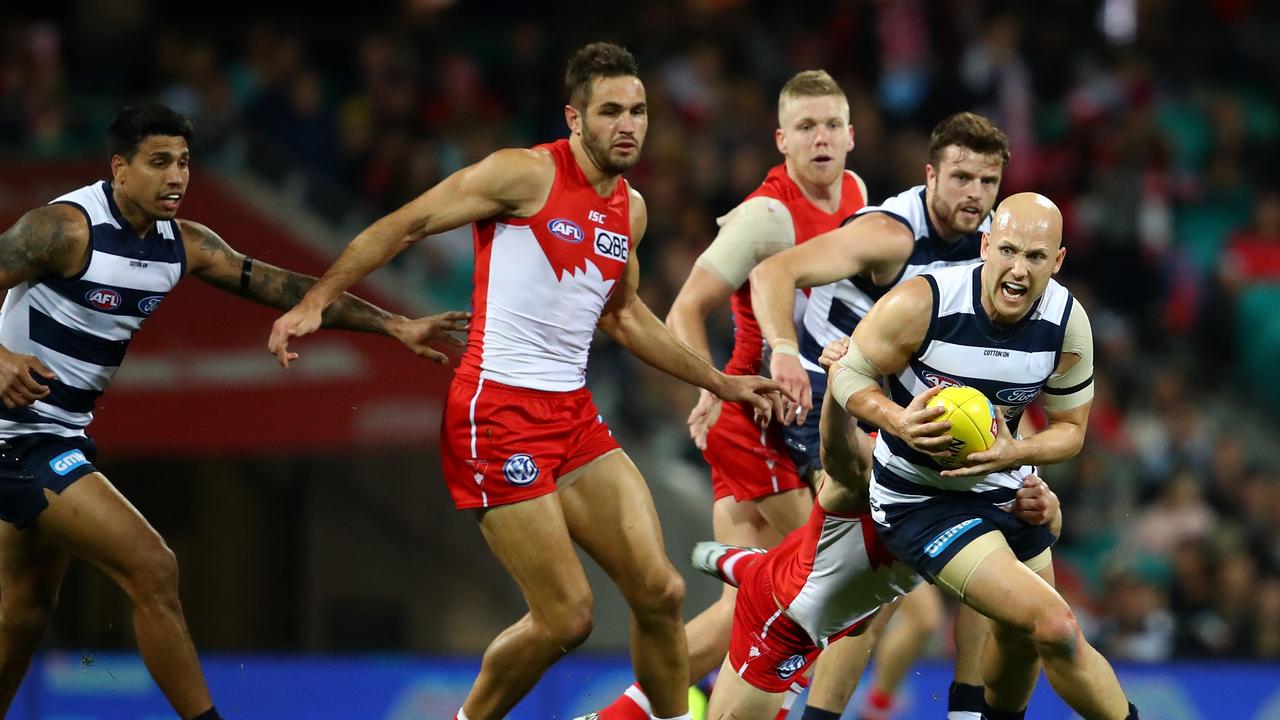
left=240, top=256, right=253, bottom=293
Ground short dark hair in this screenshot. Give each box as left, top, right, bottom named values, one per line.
left=565, top=42, right=639, bottom=109
left=107, top=104, right=194, bottom=159
left=928, top=112, right=1010, bottom=167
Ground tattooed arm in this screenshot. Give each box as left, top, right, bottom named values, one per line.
left=0, top=204, right=89, bottom=406
left=180, top=220, right=468, bottom=363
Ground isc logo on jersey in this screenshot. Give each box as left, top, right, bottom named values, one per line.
left=594, top=228, right=629, bottom=263
left=775, top=654, right=807, bottom=680
left=85, top=288, right=122, bottom=311
left=547, top=218, right=584, bottom=243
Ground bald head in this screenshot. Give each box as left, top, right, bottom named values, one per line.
left=991, top=192, right=1063, bottom=250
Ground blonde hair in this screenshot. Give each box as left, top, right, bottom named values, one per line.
left=778, top=70, right=847, bottom=123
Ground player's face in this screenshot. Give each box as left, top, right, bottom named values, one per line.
left=926, top=146, right=1003, bottom=236
left=111, top=135, right=190, bottom=221
left=979, top=214, right=1065, bottom=324
left=575, top=76, right=648, bottom=176
left=776, top=94, right=853, bottom=187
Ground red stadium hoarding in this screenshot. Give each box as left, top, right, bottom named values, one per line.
left=0, top=162, right=453, bottom=456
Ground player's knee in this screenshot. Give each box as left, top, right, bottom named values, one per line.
left=631, top=567, right=686, bottom=623
left=123, top=543, right=181, bottom=607
left=542, top=596, right=594, bottom=650
left=0, top=589, right=58, bottom=641
left=1029, top=605, right=1082, bottom=660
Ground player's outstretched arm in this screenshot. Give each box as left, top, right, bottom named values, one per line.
left=0, top=205, right=89, bottom=406
left=183, top=220, right=469, bottom=364
left=267, top=148, right=551, bottom=366
left=749, top=214, right=914, bottom=425
left=665, top=265, right=734, bottom=450
left=814, top=338, right=871, bottom=507
left=599, top=190, right=792, bottom=418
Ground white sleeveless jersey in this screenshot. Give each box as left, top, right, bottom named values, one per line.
left=798, top=185, right=989, bottom=372
left=0, top=181, right=184, bottom=439
left=871, top=263, right=1074, bottom=517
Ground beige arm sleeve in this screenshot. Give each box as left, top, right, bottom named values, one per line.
left=694, top=196, right=796, bottom=288
left=829, top=339, right=881, bottom=411
left=1042, top=302, right=1094, bottom=411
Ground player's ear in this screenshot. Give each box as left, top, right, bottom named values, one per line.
left=565, top=104, right=582, bottom=135
left=980, top=232, right=990, bottom=260
left=775, top=127, right=786, bottom=155
left=110, top=154, right=127, bottom=183
left=1053, top=245, right=1066, bottom=275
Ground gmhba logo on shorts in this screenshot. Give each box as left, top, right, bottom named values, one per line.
left=775, top=653, right=806, bottom=679
left=503, top=453, right=540, bottom=486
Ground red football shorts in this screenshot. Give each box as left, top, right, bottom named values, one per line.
left=703, top=401, right=806, bottom=502
left=440, top=374, right=621, bottom=509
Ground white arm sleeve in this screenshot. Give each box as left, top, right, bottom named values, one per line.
left=694, top=196, right=796, bottom=288
left=1042, top=302, right=1094, bottom=411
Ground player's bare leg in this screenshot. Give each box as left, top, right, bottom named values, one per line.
left=945, top=534, right=1131, bottom=719
left=463, top=492, right=595, bottom=720
left=804, top=604, right=895, bottom=713
left=32, top=474, right=215, bottom=718
left=561, top=451, right=690, bottom=718
left=705, top=656, right=785, bottom=720
left=0, top=518, right=71, bottom=714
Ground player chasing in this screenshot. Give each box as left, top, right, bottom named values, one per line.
left=831, top=192, right=1139, bottom=719
left=689, top=336, right=1062, bottom=720
left=0, top=104, right=469, bottom=720
left=267, top=43, right=789, bottom=720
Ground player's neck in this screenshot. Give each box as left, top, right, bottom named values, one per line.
left=110, top=183, right=157, bottom=238
left=568, top=135, right=622, bottom=197
left=785, top=161, right=842, bottom=213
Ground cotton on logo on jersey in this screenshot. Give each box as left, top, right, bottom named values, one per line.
left=594, top=228, right=629, bottom=263
left=547, top=218, right=584, bottom=243
left=49, top=450, right=89, bottom=476
left=85, top=288, right=122, bottom=311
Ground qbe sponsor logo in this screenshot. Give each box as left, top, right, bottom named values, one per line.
left=593, top=228, right=629, bottom=263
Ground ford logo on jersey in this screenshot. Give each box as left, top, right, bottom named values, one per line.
left=996, top=386, right=1040, bottom=405
left=85, top=288, right=122, bottom=311
left=594, top=228, right=629, bottom=263
left=547, top=218, right=584, bottom=243
left=503, top=453, right=540, bottom=486
left=138, top=295, right=164, bottom=315
left=922, top=372, right=962, bottom=389
left=775, top=654, right=807, bottom=680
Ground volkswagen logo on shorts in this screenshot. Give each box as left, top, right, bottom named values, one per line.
left=996, top=386, right=1040, bottom=405
left=138, top=295, right=164, bottom=315
left=503, top=453, right=540, bottom=486
left=775, top=653, right=806, bottom=679
left=85, top=288, right=122, bottom=311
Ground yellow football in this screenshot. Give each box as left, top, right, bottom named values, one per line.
left=926, top=386, right=999, bottom=466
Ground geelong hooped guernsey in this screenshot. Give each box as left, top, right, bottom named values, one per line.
left=0, top=181, right=185, bottom=439
left=767, top=503, right=920, bottom=646
left=458, top=139, right=631, bottom=391
left=871, top=263, right=1073, bottom=513
left=724, top=165, right=865, bottom=376
left=799, top=186, right=989, bottom=373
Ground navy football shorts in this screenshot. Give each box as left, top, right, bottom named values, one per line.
left=0, top=434, right=100, bottom=528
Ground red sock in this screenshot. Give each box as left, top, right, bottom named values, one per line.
left=776, top=675, right=810, bottom=720
left=596, top=683, right=651, bottom=720
left=859, top=687, right=895, bottom=720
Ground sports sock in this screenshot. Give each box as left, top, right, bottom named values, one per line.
left=948, top=682, right=984, bottom=719
left=860, top=686, right=895, bottom=720
left=775, top=675, right=809, bottom=720
left=594, top=683, right=651, bottom=720
left=191, top=708, right=223, bottom=720
left=980, top=703, right=1026, bottom=720
left=800, top=706, right=842, bottom=720
left=1126, top=702, right=1140, bottom=719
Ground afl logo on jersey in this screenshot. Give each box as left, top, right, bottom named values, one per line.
left=996, top=386, right=1040, bottom=405
left=775, top=654, right=807, bottom=680
left=922, top=372, right=962, bottom=389
left=138, top=296, right=164, bottom=315
left=547, top=218, right=584, bottom=243
left=85, top=288, right=122, bottom=311
left=594, top=228, right=629, bottom=263
left=503, top=453, right=540, bottom=486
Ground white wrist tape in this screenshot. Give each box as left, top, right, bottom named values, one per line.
left=829, top=341, right=880, bottom=410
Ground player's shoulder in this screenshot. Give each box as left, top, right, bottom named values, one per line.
left=717, top=195, right=792, bottom=229
left=9, top=203, right=90, bottom=246
left=879, top=275, right=934, bottom=315
left=480, top=147, right=556, bottom=180
left=175, top=218, right=220, bottom=244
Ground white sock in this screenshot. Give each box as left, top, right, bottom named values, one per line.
left=947, top=712, right=982, bottom=720
left=652, top=715, right=691, bottom=720
left=455, top=709, right=471, bottom=720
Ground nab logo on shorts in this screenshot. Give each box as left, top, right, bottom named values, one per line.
left=547, top=218, right=584, bottom=243
left=594, top=228, right=629, bottom=263
left=49, top=450, right=89, bottom=477
left=923, top=372, right=962, bottom=389
left=138, top=295, right=164, bottom=315
left=775, top=654, right=806, bottom=680
left=85, top=288, right=122, bottom=311
left=503, top=453, right=540, bottom=486
left=996, top=386, right=1040, bottom=405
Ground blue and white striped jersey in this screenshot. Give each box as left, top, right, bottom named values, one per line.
left=0, top=181, right=185, bottom=439
left=799, top=185, right=989, bottom=372
left=870, top=262, right=1074, bottom=514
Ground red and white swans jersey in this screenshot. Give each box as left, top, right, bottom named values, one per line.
left=458, top=139, right=633, bottom=391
